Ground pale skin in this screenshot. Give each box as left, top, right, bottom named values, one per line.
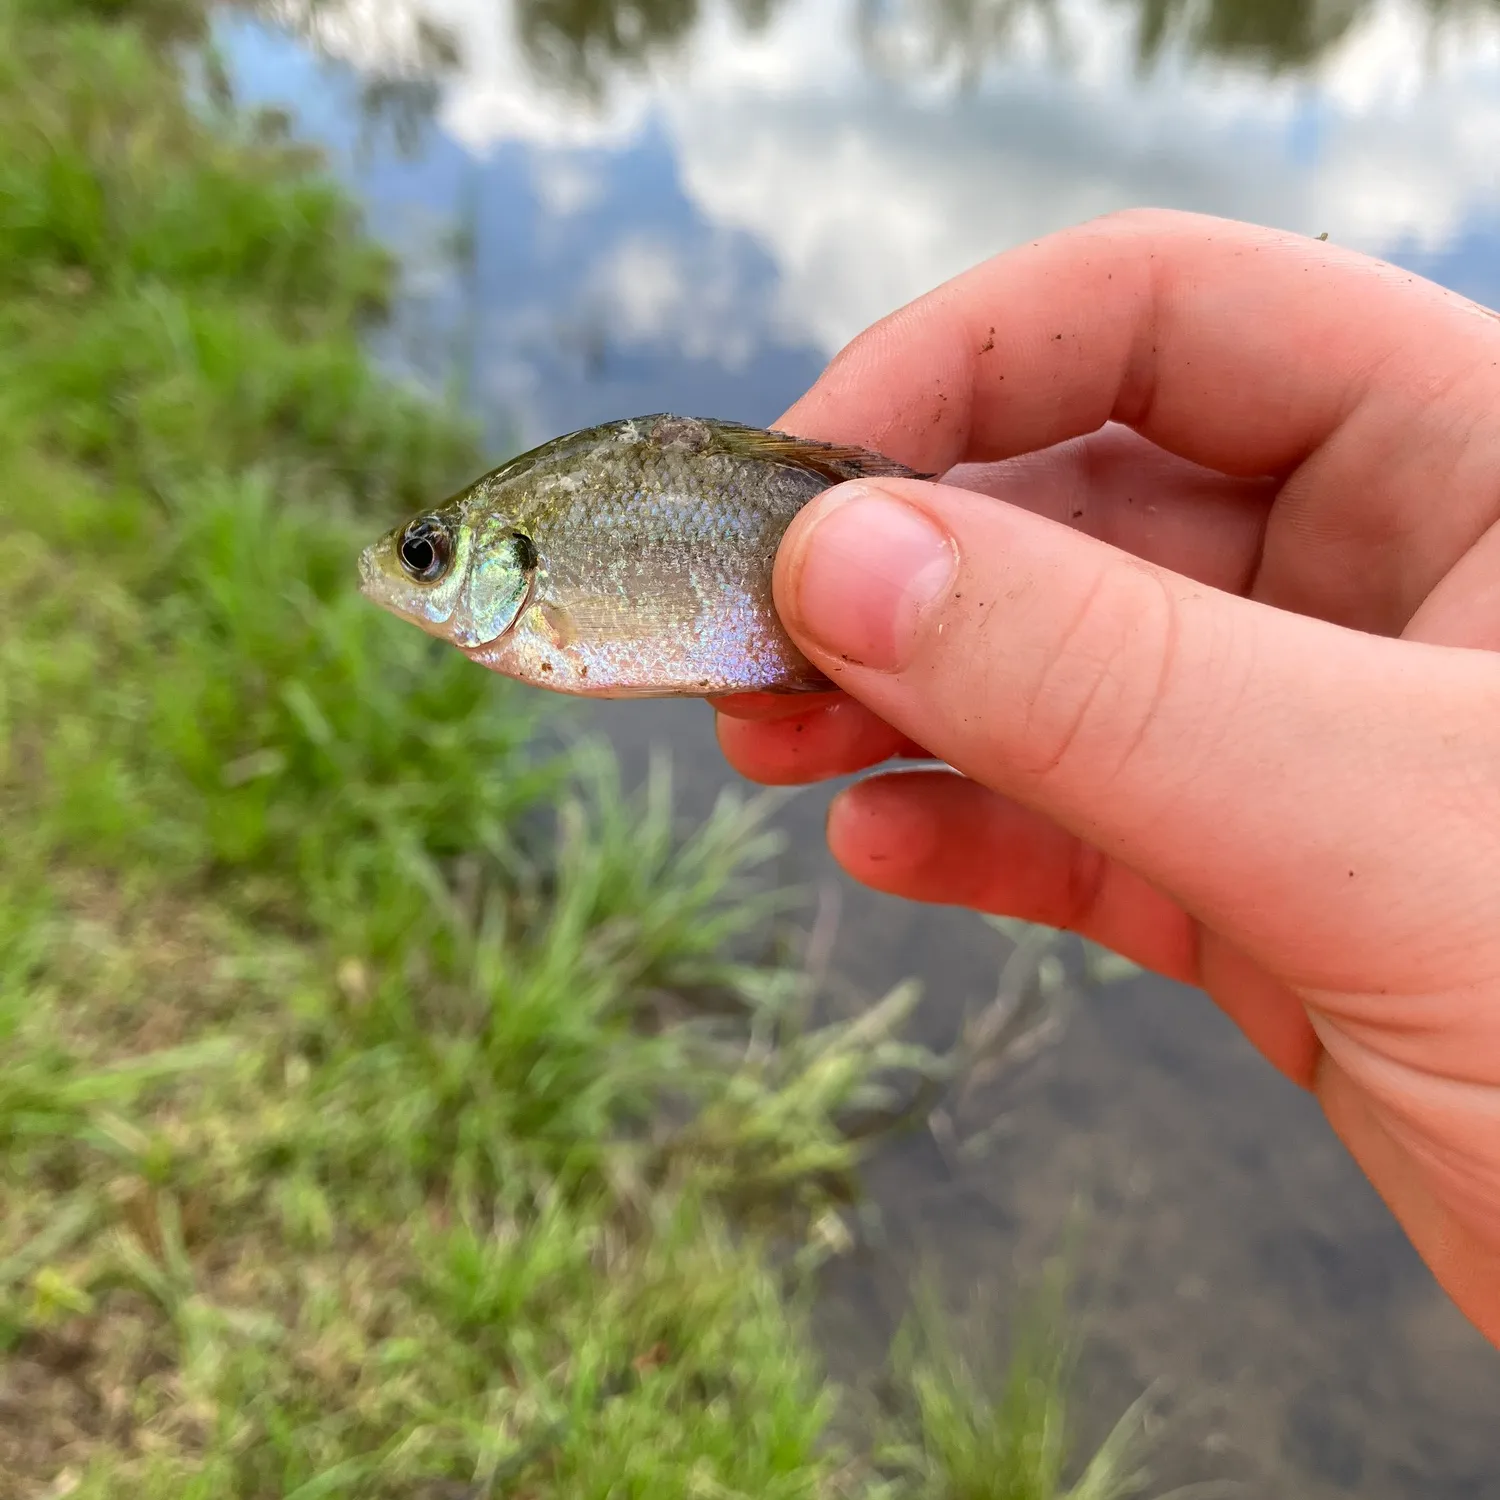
left=711, top=208, right=1500, bottom=1348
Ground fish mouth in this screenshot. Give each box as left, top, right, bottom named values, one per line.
left=356, top=545, right=380, bottom=598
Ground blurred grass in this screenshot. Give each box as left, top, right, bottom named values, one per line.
left=0, top=0, right=1157, bottom=1495
left=879, top=1268, right=1152, bottom=1500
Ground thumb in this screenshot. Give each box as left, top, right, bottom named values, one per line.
left=772, top=477, right=1500, bottom=991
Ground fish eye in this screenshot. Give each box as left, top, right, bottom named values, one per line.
left=398, top=516, right=453, bottom=583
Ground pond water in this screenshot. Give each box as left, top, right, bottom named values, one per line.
left=216, top=3, right=1500, bottom=1493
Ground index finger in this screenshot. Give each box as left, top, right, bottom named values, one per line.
left=778, top=208, right=1500, bottom=481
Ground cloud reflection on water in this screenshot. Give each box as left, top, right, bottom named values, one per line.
left=244, top=0, right=1500, bottom=444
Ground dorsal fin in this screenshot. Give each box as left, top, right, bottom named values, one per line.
left=648, top=415, right=933, bottom=484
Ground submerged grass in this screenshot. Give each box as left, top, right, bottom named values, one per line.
left=0, top=1, right=1158, bottom=1495
left=880, top=1268, right=1152, bottom=1500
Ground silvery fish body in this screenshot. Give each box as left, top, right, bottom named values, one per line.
left=357, top=414, right=925, bottom=698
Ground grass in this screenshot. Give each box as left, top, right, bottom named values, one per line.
left=0, top=1, right=1163, bottom=1495
left=880, top=1268, right=1150, bottom=1500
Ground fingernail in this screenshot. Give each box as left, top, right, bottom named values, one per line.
left=786, top=486, right=957, bottom=672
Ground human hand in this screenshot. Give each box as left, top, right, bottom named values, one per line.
left=714, top=209, right=1500, bottom=1345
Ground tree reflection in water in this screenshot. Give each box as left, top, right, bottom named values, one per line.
left=255, top=0, right=1500, bottom=127
left=517, top=0, right=701, bottom=98
left=852, top=0, right=1500, bottom=90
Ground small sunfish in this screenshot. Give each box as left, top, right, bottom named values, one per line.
left=357, top=414, right=927, bottom=698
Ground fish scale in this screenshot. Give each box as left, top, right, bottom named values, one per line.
left=357, top=414, right=928, bottom=698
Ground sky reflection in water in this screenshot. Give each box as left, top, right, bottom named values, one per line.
left=223, top=0, right=1500, bottom=451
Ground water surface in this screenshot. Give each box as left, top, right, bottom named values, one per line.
left=220, top=3, right=1500, bottom=1492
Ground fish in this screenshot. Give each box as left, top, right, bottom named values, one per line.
left=357, top=413, right=929, bottom=698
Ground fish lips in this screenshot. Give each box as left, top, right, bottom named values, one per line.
left=356, top=544, right=381, bottom=597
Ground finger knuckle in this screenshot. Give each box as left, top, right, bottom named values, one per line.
left=1015, top=562, right=1179, bottom=792
left=1060, top=838, right=1111, bottom=932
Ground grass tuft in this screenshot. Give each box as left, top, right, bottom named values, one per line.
left=880, top=1267, right=1153, bottom=1500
